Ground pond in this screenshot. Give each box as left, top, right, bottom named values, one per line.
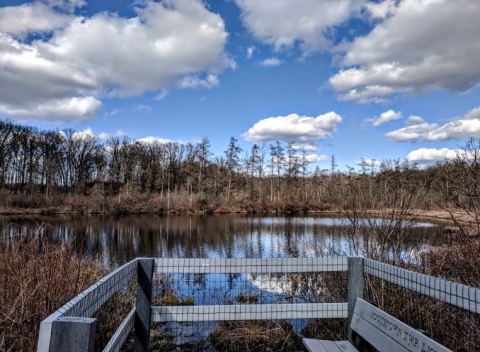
left=0, top=214, right=450, bottom=350
left=0, top=214, right=446, bottom=265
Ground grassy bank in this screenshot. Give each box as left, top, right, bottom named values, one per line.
left=0, top=191, right=473, bottom=227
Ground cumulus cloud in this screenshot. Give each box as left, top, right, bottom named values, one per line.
left=243, top=112, right=342, bottom=143
left=386, top=107, right=480, bottom=142
left=365, top=0, right=396, bottom=19
left=407, top=115, right=424, bottom=125
left=0, top=2, right=74, bottom=36
left=70, top=127, right=125, bottom=140
left=0, top=0, right=230, bottom=121
left=406, top=148, right=464, bottom=164
left=260, top=57, right=282, bottom=67
left=367, top=109, right=402, bottom=127
left=304, top=153, right=330, bottom=163
left=0, top=97, right=101, bottom=122
left=330, top=0, right=480, bottom=103
left=235, top=0, right=362, bottom=53
left=137, top=136, right=183, bottom=144
left=291, top=143, right=319, bottom=151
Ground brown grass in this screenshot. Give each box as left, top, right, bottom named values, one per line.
left=0, top=237, right=106, bottom=351
left=363, top=239, right=480, bottom=352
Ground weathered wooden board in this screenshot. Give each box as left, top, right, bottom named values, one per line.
left=365, top=259, right=480, bottom=314
left=154, top=257, right=348, bottom=274
left=37, top=259, right=137, bottom=352
left=151, top=302, right=348, bottom=322
left=352, top=298, right=451, bottom=352
left=102, top=308, right=135, bottom=352
left=60, top=259, right=137, bottom=317
left=303, top=339, right=358, bottom=352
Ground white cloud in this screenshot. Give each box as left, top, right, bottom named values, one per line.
left=0, top=2, right=74, bottom=36
left=0, top=0, right=230, bottom=121
left=69, top=127, right=125, bottom=141
left=137, top=136, right=183, bottom=144
left=407, top=115, right=424, bottom=125
left=246, top=46, right=255, bottom=59
left=386, top=107, right=480, bottom=142
left=260, top=57, right=282, bottom=67
left=235, top=0, right=363, bottom=53
left=72, top=127, right=95, bottom=140
left=365, top=0, right=396, bottom=19
left=177, top=74, right=220, bottom=89
left=44, top=0, right=86, bottom=13
left=243, top=112, right=342, bottom=143
left=259, top=57, right=282, bottom=67
left=155, top=90, right=168, bottom=101
left=367, top=109, right=402, bottom=127
left=104, top=109, right=123, bottom=117
left=305, top=153, right=330, bottom=163
left=330, top=0, right=480, bottom=103
left=406, top=148, right=463, bottom=164
left=291, top=143, right=319, bottom=151
left=356, top=158, right=381, bottom=168
left=97, top=129, right=126, bottom=140
left=0, top=96, right=101, bottom=121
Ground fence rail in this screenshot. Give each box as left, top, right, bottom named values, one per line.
left=151, top=303, right=348, bottom=322
left=365, top=258, right=480, bottom=314
left=37, top=256, right=480, bottom=352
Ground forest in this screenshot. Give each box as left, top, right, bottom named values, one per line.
left=1, top=119, right=479, bottom=230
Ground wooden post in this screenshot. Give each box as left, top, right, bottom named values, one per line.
left=135, top=258, right=154, bottom=352
left=48, top=317, right=96, bottom=352
left=347, top=257, right=364, bottom=344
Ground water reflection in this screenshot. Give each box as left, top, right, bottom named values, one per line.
left=0, top=215, right=445, bottom=265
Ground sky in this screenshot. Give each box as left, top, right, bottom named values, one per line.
left=1, top=0, right=480, bottom=169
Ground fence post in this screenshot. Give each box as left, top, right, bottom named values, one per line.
left=135, top=258, right=154, bottom=352
left=47, top=317, right=96, bottom=352
left=347, top=256, right=364, bottom=344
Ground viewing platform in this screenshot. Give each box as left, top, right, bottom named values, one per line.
left=37, top=257, right=480, bottom=352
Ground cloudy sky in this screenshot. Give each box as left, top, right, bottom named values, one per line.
left=1, top=0, right=480, bottom=168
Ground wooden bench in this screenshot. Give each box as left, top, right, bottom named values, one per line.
left=303, top=298, right=451, bottom=352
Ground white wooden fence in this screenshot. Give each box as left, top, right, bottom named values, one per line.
left=36, top=256, right=480, bottom=352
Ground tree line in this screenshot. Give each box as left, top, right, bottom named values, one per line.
left=1, top=119, right=479, bottom=226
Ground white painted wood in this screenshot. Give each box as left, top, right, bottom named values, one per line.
left=365, top=259, right=480, bottom=314
left=102, top=308, right=135, bottom=352
left=335, top=341, right=359, bottom=352
left=37, top=259, right=137, bottom=352
left=351, top=314, right=409, bottom=352
left=154, top=257, right=348, bottom=274
left=352, top=298, right=451, bottom=352
left=151, top=302, right=348, bottom=322
left=60, top=259, right=137, bottom=317
left=303, top=339, right=357, bottom=352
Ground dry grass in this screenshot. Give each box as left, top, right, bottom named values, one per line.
left=363, top=238, right=480, bottom=352
left=0, top=236, right=106, bottom=351
left=210, top=320, right=301, bottom=352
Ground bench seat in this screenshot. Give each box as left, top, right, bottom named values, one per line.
left=303, top=339, right=358, bottom=352
left=302, top=298, right=451, bottom=352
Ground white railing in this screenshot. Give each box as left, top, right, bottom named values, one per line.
left=37, top=256, right=480, bottom=352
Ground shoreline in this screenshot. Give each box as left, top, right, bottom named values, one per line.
left=0, top=206, right=465, bottom=224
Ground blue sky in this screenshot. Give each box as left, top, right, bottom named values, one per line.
left=1, top=0, right=480, bottom=169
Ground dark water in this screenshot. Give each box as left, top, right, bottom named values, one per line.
left=0, top=215, right=446, bottom=265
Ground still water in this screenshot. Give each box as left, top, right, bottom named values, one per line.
left=0, top=215, right=445, bottom=265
